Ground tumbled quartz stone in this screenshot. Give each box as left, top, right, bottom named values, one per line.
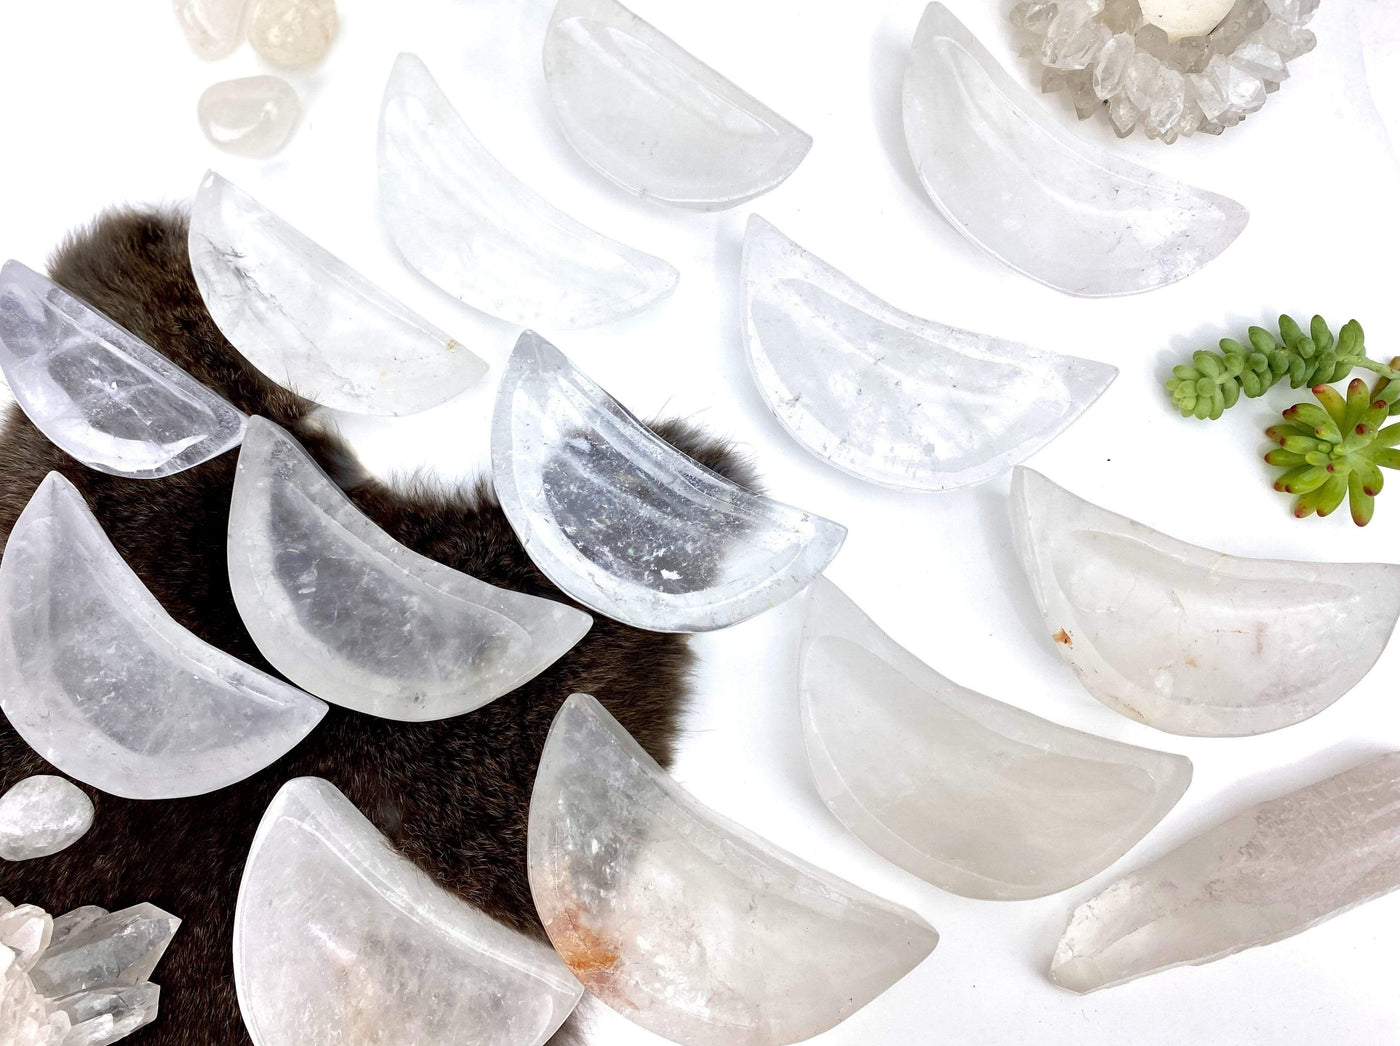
left=247, top=0, right=336, bottom=68
left=529, top=694, right=938, bottom=1046
left=198, top=76, right=300, bottom=159
left=1093, top=33, right=1135, bottom=98
left=172, top=0, right=249, bottom=60
left=0, top=776, right=94, bottom=862
left=1052, top=753, right=1400, bottom=992
left=28, top=905, right=179, bottom=1000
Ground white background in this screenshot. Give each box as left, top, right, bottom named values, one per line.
left=2, top=1, right=1400, bottom=1043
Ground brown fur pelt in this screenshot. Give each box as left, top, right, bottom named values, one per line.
left=0, top=210, right=755, bottom=1044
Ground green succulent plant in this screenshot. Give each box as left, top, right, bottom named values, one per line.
left=1264, top=361, right=1400, bottom=526
left=1166, top=315, right=1397, bottom=421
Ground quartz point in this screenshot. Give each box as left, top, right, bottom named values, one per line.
left=740, top=216, right=1116, bottom=492
left=227, top=416, right=592, bottom=721
left=378, top=53, right=678, bottom=329
left=189, top=171, right=485, bottom=417
left=0, top=473, right=327, bottom=800
left=491, top=332, right=845, bottom=632
left=0, top=776, right=94, bottom=862
left=197, top=76, right=301, bottom=159
left=235, top=777, right=582, bottom=1046
left=0, top=261, right=246, bottom=479
left=1011, top=467, right=1400, bottom=737
left=28, top=905, right=178, bottom=999
left=529, top=694, right=938, bottom=1046
left=247, top=0, right=336, bottom=68
left=1052, top=752, right=1400, bottom=992
left=800, top=578, right=1192, bottom=901
left=541, top=0, right=811, bottom=210
left=172, top=0, right=249, bottom=60
left=904, top=3, right=1247, bottom=296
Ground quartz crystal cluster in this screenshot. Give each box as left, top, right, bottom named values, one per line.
left=1010, top=0, right=1318, bottom=141
left=0, top=898, right=178, bottom=1046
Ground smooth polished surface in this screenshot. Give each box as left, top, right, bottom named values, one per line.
left=228, top=417, right=591, bottom=721
left=1052, top=752, right=1400, bottom=992
left=529, top=695, right=938, bottom=1046
left=189, top=171, right=485, bottom=416
left=741, top=216, right=1116, bottom=490
left=247, top=0, right=336, bottom=67
left=0, top=473, right=326, bottom=799
left=902, top=3, right=1248, bottom=295
left=236, top=778, right=582, bottom=1046
left=172, top=0, right=249, bottom=59
left=197, top=77, right=301, bottom=158
left=0, top=776, right=94, bottom=862
left=800, top=578, right=1192, bottom=900
left=0, top=261, right=246, bottom=478
left=542, top=0, right=811, bottom=209
left=491, top=332, right=845, bottom=631
left=1012, top=467, right=1400, bottom=736
left=378, top=53, right=678, bottom=328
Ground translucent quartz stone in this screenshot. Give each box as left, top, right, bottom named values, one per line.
left=1134, top=22, right=1172, bottom=58
left=1123, top=51, right=1162, bottom=108
left=0, top=473, right=327, bottom=799
left=1146, top=66, right=1187, bottom=133
left=1187, top=69, right=1230, bottom=119
left=1263, top=0, right=1318, bottom=25
left=197, top=76, right=301, bottom=159
left=1011, top=0, right=1059, bottom=33
left=227, top=417, right=592, bottom=721
left=0, top=902, right=69, bottom=1046
left=491, top=332, right=845, bottom=632
left=28, top=904, right=178, bottom=999
left=1170, top=34, right=1213, bottom=73
left=800, top=579, right=1191, bottom=901
left=529, top=694, right=938, bottom=1046
left=55, top=984, right=160, bottom=1046
left=1102, top=0, right=1144, bottom=34
left=1011, top=467, right=1400, bottom=737
left=0, top=904, right=53, bottom=970
left=1052, top=753, right=1400, bottom=993
left=740, top=216, right=1115, bottom=492
left=1042, top=3, right=1111, bottom=70
left=236, top=778, right=582, bottom=1046
left=1066, top=69, right=1102, bottom=118
left=1258, top=17, right=1315, bottom=60
left=542, top=0, right=811, bottom=210
left=1206, top=51, right=1266, bottom=110
left=378, top=54, right=678, bottom=329
left=1139, top=0, right=1233, bottom=41
left=172, top=0, right=249, bottom=60
left=0, top=261, right=246, bottom=479
left=0, top=776, right=94, bottom=862
left=1231, top=40, right=1287, bottom=84
left=189, top=172, right=485, bottom=417
left=902, top=4, right=1247, bottom=297
left=1208, top=0, right=1269, bottom=53
left=247, top=0, right=336, bottom=68
left=1093, top=33, right=1135, bottom=98
left=1107, top=92, right=1141, bottom=135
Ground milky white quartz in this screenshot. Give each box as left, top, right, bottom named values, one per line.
left=227, top=417, right=592, bottom=721
left=902, top=4, right=1247, bottom=296
left=529, top=694, right=938, bottom=1046
left=0, top=777, right=94, bottom=862
left=198, top=77, right=301, bottom=158
left=378, top=54, right=678, bottom=329
left=0, top=473, right=327, bottom=800
left=247, top=0, right=336, bottom=68
left=189, top=172, right=485, bottom=416
left=542, top=0, right=811, bottom=210
left=1052, top=752, right=1400, bottom=992
left=800, top=578, right=1191, bottom=900
left=1011, top=467, right=1400, bottom=736
left=172, top=0, right=249, bottom=60
left=0, top=261, right=246, bottom=478
left=491, top=333, right=845, bottom=632
left=741, top=216, right=1116, bottom=491
left=235, top=777, right=582, bottom=1046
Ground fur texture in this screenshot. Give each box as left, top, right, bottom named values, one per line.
left=0, top=210, right=755, bottom=1044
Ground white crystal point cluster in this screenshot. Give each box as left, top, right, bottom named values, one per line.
left=378, top=54, right=678, bottom=329
left=0, top=473, right=327, bottom=800
left=1012, top=0, right=1317, bottom=142
left=228, top=417, right=592, bottom=721
left=902, top=3, right=1248, bottom=296
left=0, top=261, right=247, bottom=479
left=529, top=694, right=938, bottom=1046
left=741, top=216, right=1116, bottom=491
left=491, top=333, right=845, bottom=632
left=247, top=0, right=336, bottom=68
left=236, top=778, right=582, bottom=1046
left=1, top=898, right=176, bottom=1046
left=1011, top=467, right=1400, bottom=736
left=197, top=77, right=301, bottom=158
left=189, top=172, right=486, bottom=417
left=542, top=0, right=812, bottom=210
left=172, top=0, right=249, bottom=60
left=0, top=777, right=94, bottom=862
left=800, top=578, right=1192, bottom=901
left=1051, top=752, right=1400, bottom=993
